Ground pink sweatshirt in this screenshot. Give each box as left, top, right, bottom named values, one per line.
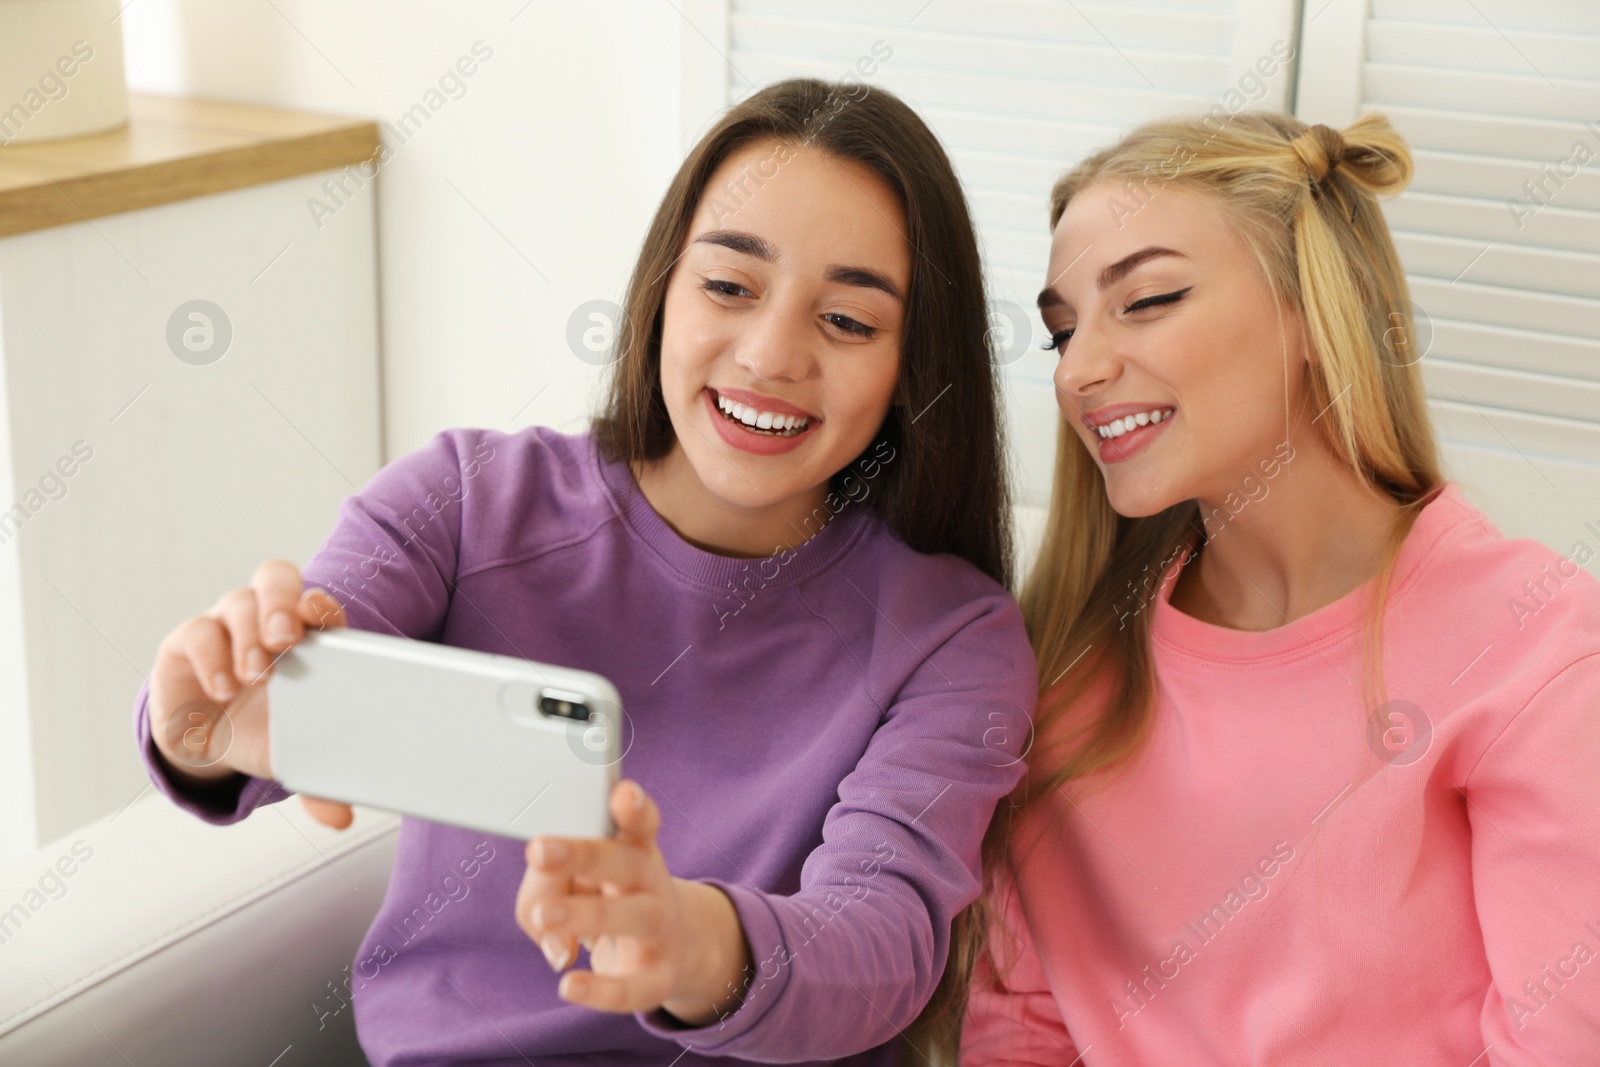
left=962, top=483, right=1600, bottom=1066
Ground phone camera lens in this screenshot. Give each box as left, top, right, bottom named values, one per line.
left=538, top=693, right=592, bottom=722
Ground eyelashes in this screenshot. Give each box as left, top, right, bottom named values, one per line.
left=702, top=278, right=751, bottom=299
left=1040, top=286, right=1194, bottom=352
left=699, top=278, right=878, bottom=340
left=1042, top=327, right=1074, bottom=351
left=1125, top=285, right=1193, bottom=313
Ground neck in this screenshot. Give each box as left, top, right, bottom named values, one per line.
left=1170, top=430, right=1402, bottom=631
left=630, top=443, right=832, bottom=559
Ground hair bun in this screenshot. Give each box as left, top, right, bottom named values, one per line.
left=1290, top=123, right=1344, bottom=183
left=1295, top=113, right=1414, bottom=197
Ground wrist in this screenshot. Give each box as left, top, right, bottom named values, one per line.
left=660, top=879, right=751, bottom=1027
left=160, top=750, right=242, bottom=792
left=152, top=728, right=240, bottom=789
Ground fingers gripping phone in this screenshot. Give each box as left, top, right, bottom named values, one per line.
left=269, top=629, right=623, bottom=839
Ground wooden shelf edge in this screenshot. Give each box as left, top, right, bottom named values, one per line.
left=0, top=95, right=380, bottom=238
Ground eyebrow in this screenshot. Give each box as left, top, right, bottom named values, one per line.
left=695, top=229, right=778, bottom=261
left=693, top=229, right=904, bottom=302
left=1036, top=245, right=1186, bottom=309
left=826, top=266, right=903, bottom=302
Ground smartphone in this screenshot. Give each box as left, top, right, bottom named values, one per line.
left=268, top=628, right=623, bottom=840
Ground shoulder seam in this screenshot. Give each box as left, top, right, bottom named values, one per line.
left=1462, top=649, right=1600, bottom=787
left=456, top=513, right=620, bottom=581
left=795, top=582, right=888, bottom=717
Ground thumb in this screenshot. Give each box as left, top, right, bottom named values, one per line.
left=610, top=779, right=659, bottom=847
left=301, top=794, right=355, bottom=830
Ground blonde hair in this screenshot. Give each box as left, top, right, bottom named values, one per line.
left=918, top=111, right=1445, bottom=1061
left=1025, top=109, right=1441, bottom=789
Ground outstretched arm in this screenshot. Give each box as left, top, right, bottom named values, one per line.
left=515, top=591, right=1038, bottom=1060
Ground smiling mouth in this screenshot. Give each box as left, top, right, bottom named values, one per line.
left=709, top=390, right=816, bottom=437
left=1090, top=406, right=1176, bottom=440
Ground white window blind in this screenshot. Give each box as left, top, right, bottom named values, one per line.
left=687, top=0, right=1595, bottom=562
left=1299, top=0, right=1600, bottom=558
left=715, top=0, right=1298, bottom=509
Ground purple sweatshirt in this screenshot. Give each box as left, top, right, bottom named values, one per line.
left=132, top=426, right=1036, bottom=1066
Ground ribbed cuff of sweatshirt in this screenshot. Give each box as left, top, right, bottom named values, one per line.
left=633, top=878, right=793, bottom=1054
left=133, top=673, right=290, bottom=825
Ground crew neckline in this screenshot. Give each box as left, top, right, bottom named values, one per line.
left=1151, top=481, right=1470, bottom=665
left=592, top=435, right=872, bottom=590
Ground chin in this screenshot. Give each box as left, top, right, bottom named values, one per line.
left=711, top=476, right=790, bottom=512
left=1102, top=476, right=1185, bottom=520
left=681, top=441, right=795, bottom=510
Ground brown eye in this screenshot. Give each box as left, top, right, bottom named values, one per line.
left=702, top=279, right=752, bottom=298
left=823, top=312, right=876, bottom=339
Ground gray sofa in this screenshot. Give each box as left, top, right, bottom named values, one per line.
left=0, top=790, right=400, bottom=1066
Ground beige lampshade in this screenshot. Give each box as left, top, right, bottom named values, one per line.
left=0, top=0, right=128, bottom=146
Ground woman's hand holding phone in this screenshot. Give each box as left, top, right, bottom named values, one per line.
left=150, top=563, right=747, bottom=1016
left=516, top=780, right=753, bottom=1026
left=147, top=558, right=356, bottom=830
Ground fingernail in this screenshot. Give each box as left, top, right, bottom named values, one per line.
left=535, top=901, right=567, bottom=927
left=306, top=591, right=332, bottom=621
left=558, top=972, right=584, bottom=999
left=534, top=839, right=568, bottom=866
left=541, top=935, right=571, bottom=971
left=267, top=611, right=294, bottom=644
left=630, top=782, right=645, bottom=810
left=212, top=672, right=235, bottom=699
left=247, top=647, right=269, bottom=680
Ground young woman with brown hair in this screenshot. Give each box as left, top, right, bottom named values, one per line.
left=958, top=112, right=1600, bottom=1064
left=133, top=78, right=1037, bottom=1065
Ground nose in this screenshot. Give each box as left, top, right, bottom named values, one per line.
left=1052, top=322, right=1120, bottom=420
left=733, top=298, right=816, bottom=383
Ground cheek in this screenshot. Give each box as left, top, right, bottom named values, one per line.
left=658, top=289, right=718, bottom=389
left=1176, top=320, right=1296, bottom=477
left=1230, top=329, right=1304, bottom=437
left=832, top=348, right=899, bottom=435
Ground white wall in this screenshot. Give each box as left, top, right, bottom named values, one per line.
left=122, top=0, right=713, bottom=459
left=0, top=1, right=719, bottom=853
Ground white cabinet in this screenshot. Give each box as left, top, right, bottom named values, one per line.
left=0, top=93, right=383, bottom=865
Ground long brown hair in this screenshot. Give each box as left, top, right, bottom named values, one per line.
left=592, top=78, right=1013, bottom=588
left=921, top=110, right=1446, bottom=1061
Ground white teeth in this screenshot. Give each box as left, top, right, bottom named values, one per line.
left=1096, top=408, right=1171, bottom=439
left=714, top=393, right=812, bottom=435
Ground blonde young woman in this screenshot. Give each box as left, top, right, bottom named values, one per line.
left=955, top=113, right=1600, bottom=1064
